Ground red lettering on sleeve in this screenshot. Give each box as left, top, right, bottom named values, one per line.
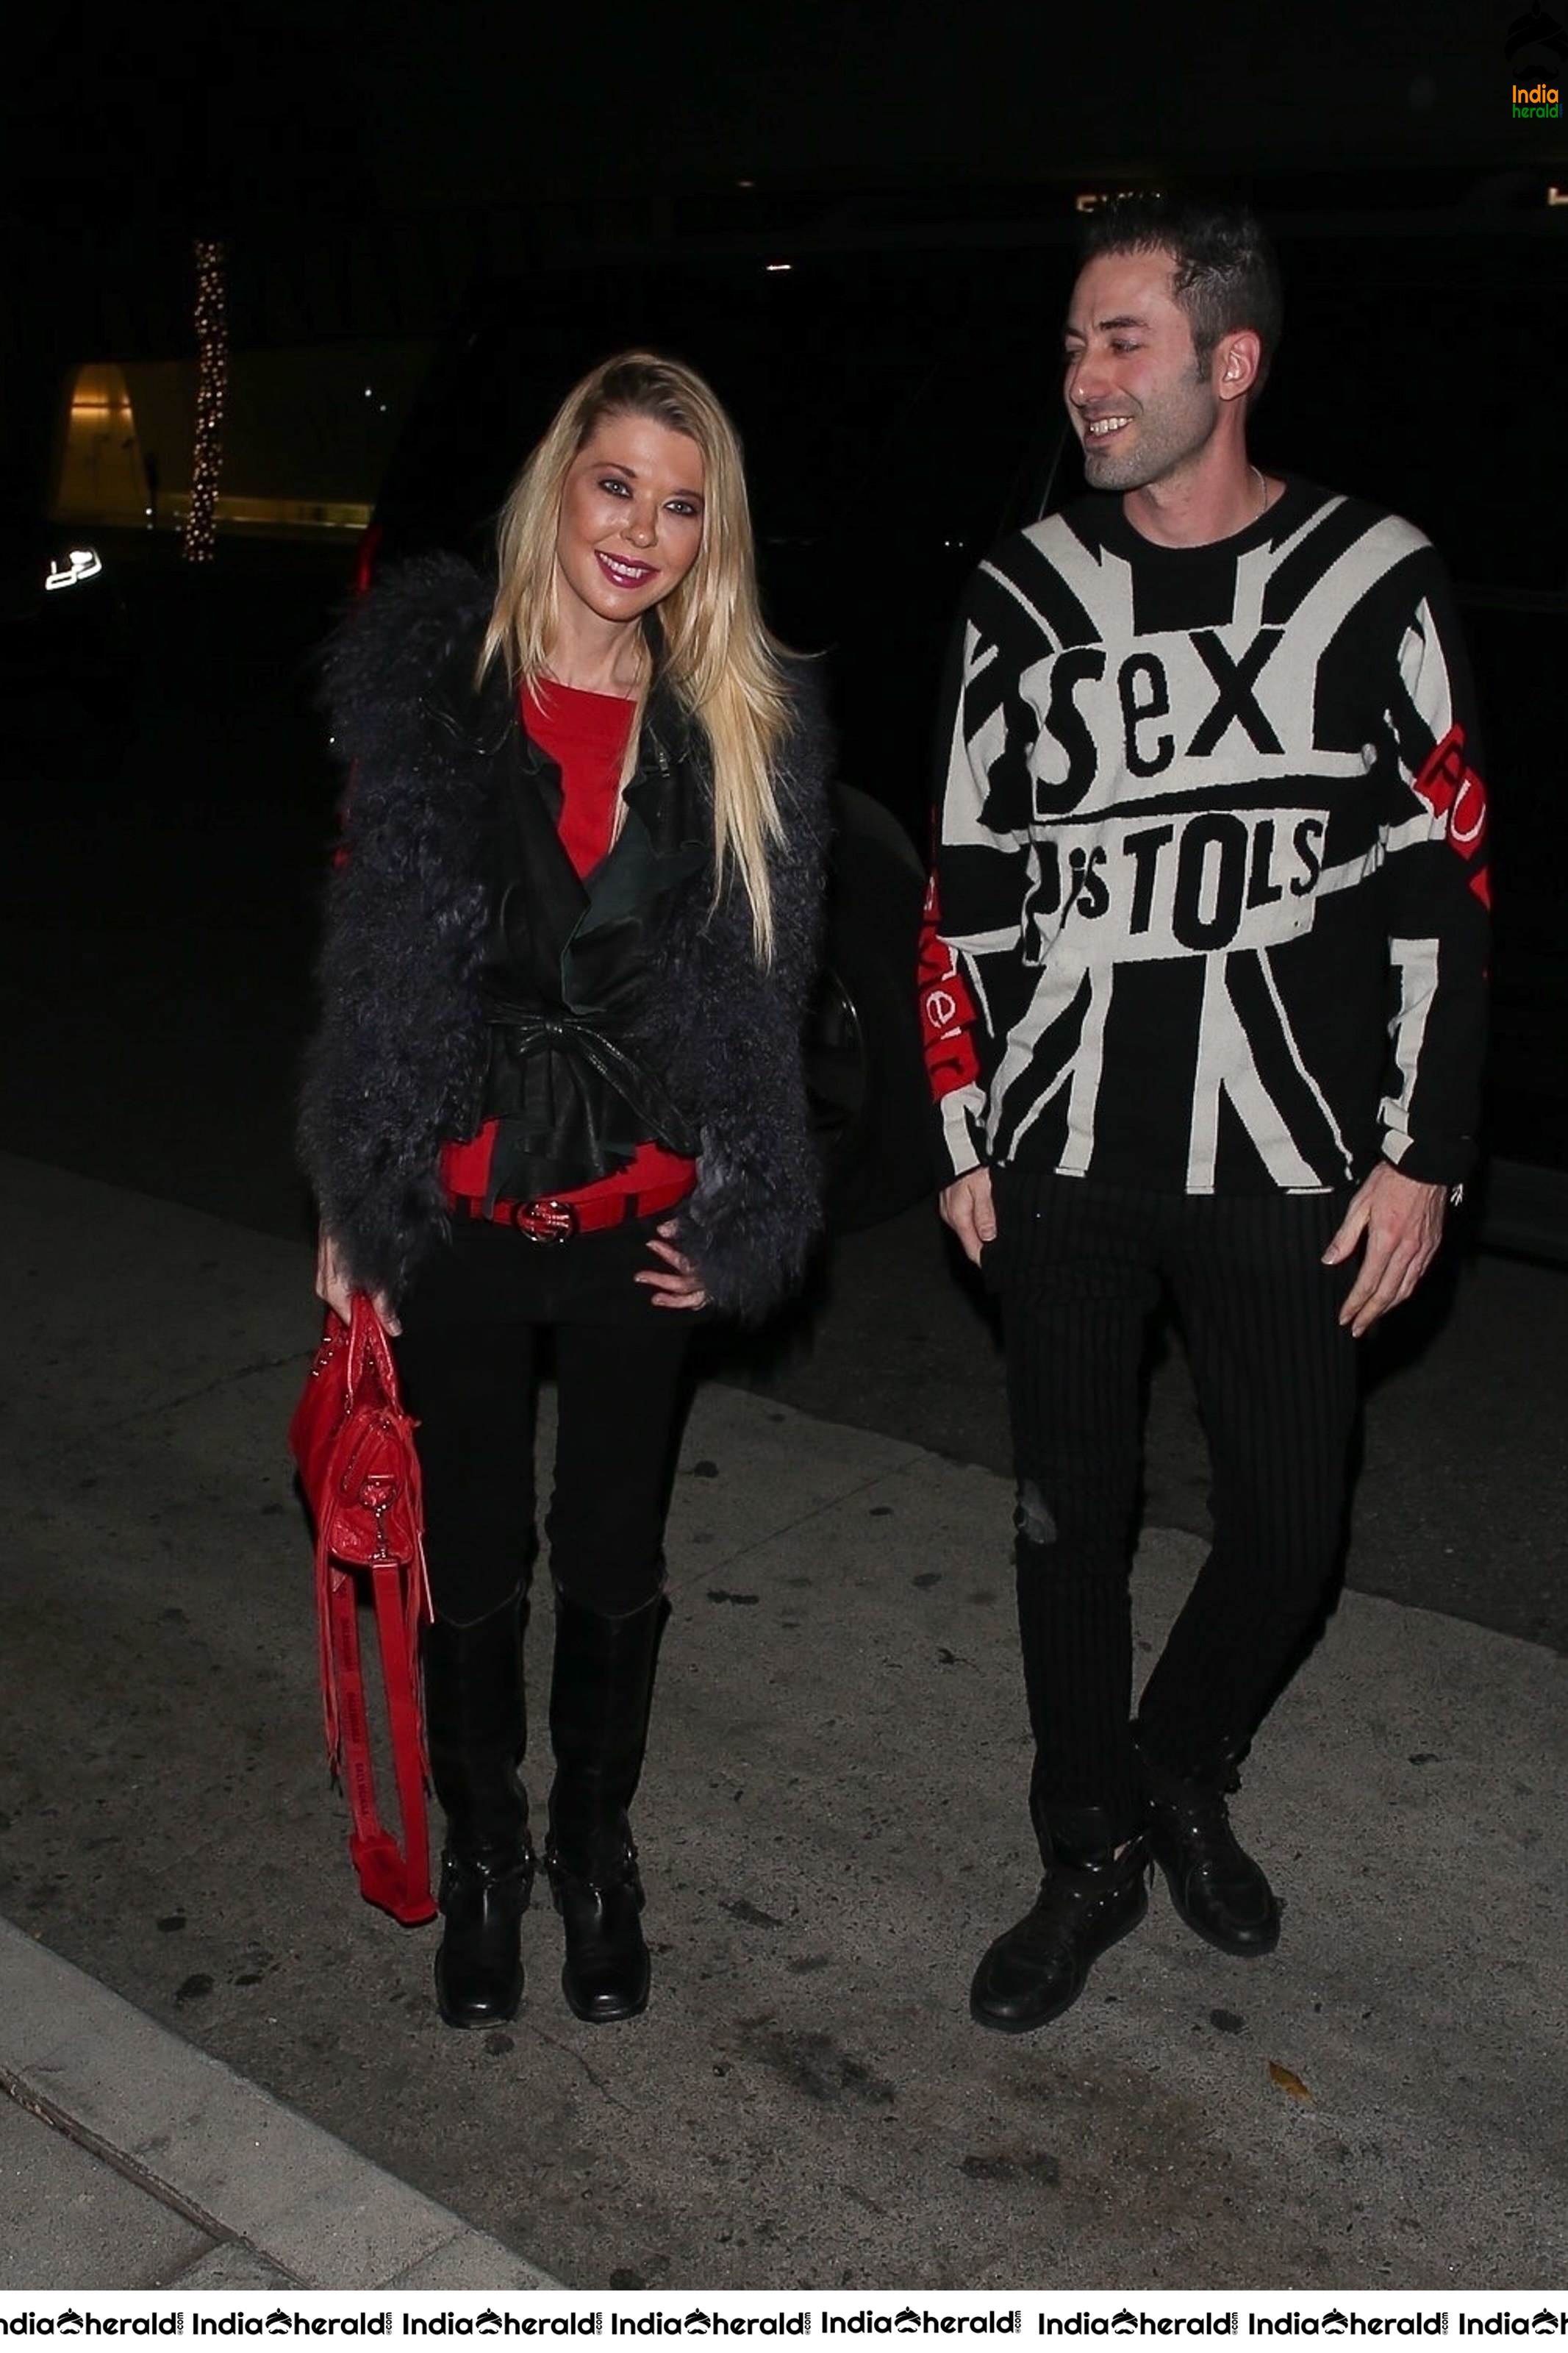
left=918, top=873, right=981, bottom=1102
left=1412, top=726, right=1489, bottom=864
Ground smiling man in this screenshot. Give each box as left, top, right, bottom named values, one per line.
left=919, top=197, right=1489, bottom=2032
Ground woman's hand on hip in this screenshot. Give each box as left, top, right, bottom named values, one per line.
left=634, top=1221, right=709, bottom=1311
left=315, top=1227, right=402, bottom=1335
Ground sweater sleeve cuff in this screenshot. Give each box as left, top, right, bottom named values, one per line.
left=934, top=1085, right=987, bottom=1186
left=1378, top=1129, right=1478, bottom=1188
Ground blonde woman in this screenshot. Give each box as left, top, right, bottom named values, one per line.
left=301, top=354, right=829, bottom=2029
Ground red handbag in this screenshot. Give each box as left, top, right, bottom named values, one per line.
left=289, top=1293, right=437, bottom=1924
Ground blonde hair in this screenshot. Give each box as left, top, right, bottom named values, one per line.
left=481, top=351, right=793, bottom=963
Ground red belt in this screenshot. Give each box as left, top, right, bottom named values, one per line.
left=454, top=1179, right=693, bottom=1245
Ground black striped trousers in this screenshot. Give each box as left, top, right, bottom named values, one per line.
left=989, top=1165, right=1359, bottom=1853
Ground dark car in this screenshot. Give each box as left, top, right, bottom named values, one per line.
left=365, top=185, right=1568, bottom=1252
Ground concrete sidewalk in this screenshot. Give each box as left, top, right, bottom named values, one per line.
left=0, top=1918, right=555, bottom=2290
left=0, top=1151, right=1564, bottom=2293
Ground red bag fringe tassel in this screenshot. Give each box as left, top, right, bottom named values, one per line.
left=289, top=1294, right=437, bottom=1924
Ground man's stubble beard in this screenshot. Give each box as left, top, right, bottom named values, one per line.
left=1080, top=360, right=1220, bottom=496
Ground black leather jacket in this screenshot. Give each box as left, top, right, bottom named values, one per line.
left=468, top=682, right=706, bottom=1204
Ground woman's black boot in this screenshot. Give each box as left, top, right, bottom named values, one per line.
left=423, top=1590, right=534, bottom=2029
left=544, top=1588, right=665, bottom=2024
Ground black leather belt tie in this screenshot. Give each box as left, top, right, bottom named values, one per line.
left=476, top=999, right=697, bottom=1212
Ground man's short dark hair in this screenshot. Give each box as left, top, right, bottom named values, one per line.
left=1079, top=196, right=1283, bottom=390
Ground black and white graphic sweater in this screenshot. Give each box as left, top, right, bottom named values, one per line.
left=919, top=480, right=1489, bottom=1195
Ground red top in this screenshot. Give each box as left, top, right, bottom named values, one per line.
left=438, top=681, right=698, bottom=1210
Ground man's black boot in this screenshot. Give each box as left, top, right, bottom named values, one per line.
left=423, top=1591, right=534, bottom=2029
left=544, top=1588, right=665, bottom=2024
left=970, top=1813, right=1149, bottom=2034
left=1136, top=1735, right=1281, bottom=1958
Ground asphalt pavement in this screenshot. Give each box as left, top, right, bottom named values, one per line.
left=1, top=1149, right=1565, bottom=2292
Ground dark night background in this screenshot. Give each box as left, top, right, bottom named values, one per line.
left=4, top=0, right=1562, bottom=421
left=1, top=0, right=1561, bottom=557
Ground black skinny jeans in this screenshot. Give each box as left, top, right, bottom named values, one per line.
left=989, top=1166, right=1359, bottom=1852
left=393, top=1213, right=695, bottom=1627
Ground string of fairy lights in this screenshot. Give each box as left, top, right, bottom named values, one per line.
left=182, top=238, right=228, bottom=563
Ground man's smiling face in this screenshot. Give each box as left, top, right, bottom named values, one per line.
left=1062, top=248, right=1224, bottom=495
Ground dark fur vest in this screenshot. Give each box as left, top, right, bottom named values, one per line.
left=298, top=554, right=831, bottom=1319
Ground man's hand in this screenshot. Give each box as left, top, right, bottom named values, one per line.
left=315, top=1227, right=401, bottom=1335
left=939, top=1167, right=996, bottom=1267
left=1321, top=1163, right=1448, bottom=1338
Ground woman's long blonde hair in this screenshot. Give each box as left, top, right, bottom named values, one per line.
left=480, top=351, right=793, bottom=963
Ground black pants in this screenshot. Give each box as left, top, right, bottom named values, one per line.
left=990, top=1167, right=1359, bottom=1851
left=393, top=1213, right=695, bottom=1627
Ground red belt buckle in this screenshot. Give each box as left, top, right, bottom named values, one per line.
left=512, top=1196, right=578, bottom=1244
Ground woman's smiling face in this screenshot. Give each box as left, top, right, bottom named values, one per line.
left=554, top=413, right=706, bottom=635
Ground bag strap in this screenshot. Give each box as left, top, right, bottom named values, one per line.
left=316, top=1529, right=437, bottom=1927
left=346, top=1291, right=400, bottom=1414
left=368, top=1555, right=434, bottom=1912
